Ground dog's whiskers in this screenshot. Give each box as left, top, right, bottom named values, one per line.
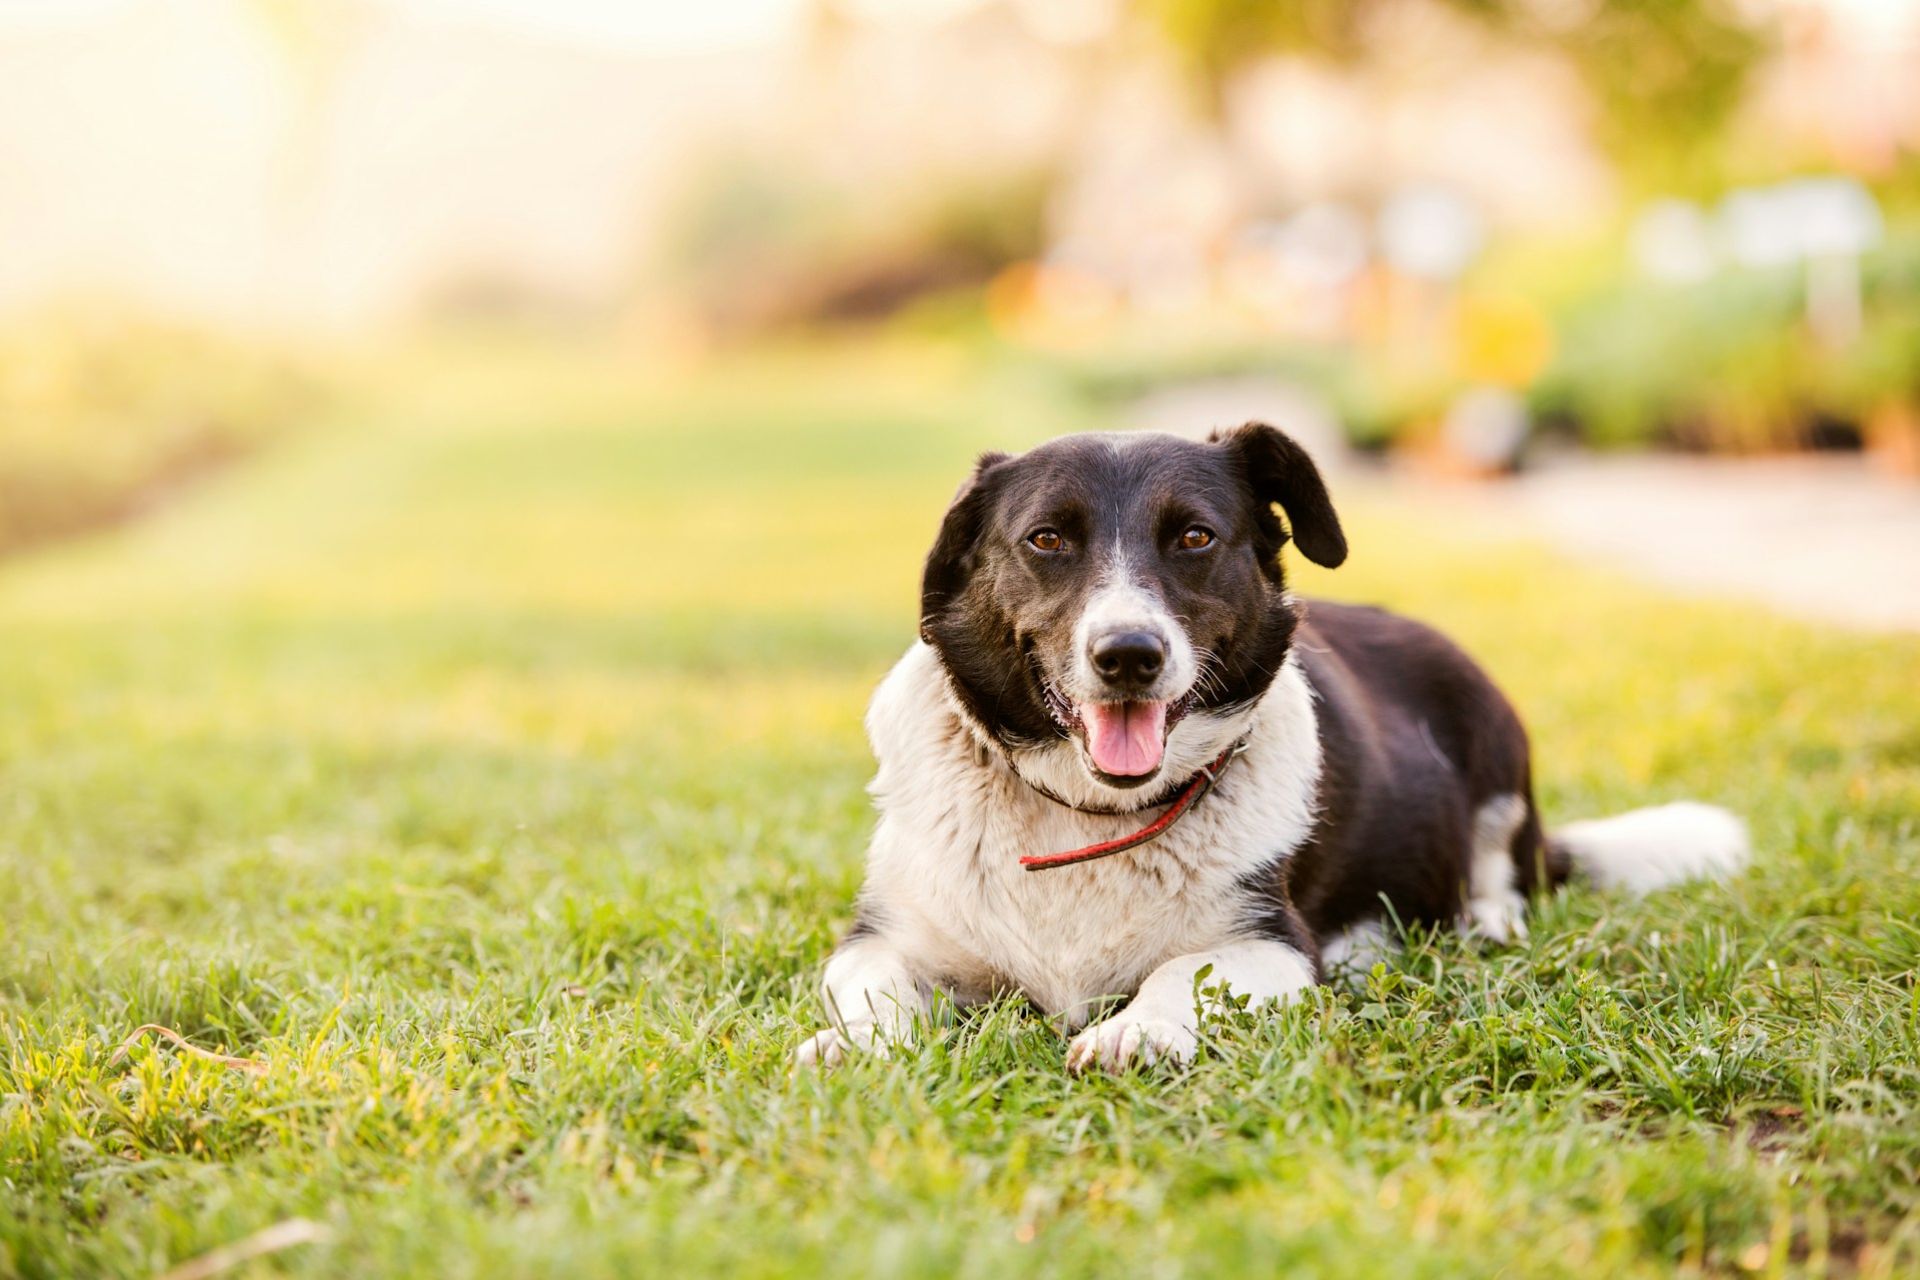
left=1189, top=646, right=1231, bottom=701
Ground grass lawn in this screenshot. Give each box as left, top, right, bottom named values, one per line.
left=2, top=335, right=1917, bottom=1278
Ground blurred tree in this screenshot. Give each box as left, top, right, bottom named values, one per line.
left=1551, top=0, right=1763, bottom=192
left=1138, top=0, right=1766, bottom=192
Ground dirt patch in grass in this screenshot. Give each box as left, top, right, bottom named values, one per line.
left=1738, top=1106, right=1805, bottom=1154
left=0, top=315, right=326, bottom=561
left=0, top=431, right=246, bottom=559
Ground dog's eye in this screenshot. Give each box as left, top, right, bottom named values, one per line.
left=1179, top=526, right=1215, bottom=551
left=1027, top=528, right=1065, bottom=553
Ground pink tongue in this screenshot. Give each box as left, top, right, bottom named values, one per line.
left=1083, top=701, right=1168, bottom=777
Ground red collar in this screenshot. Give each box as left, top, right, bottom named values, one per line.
left=1019, top=741, right=1246, bottom=872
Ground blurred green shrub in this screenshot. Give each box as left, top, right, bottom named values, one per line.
left=659, top=155, right=1053, bottom=334
left=0, top=311, right=321, bottom=554
left=1532, top=227, right=1920, bottom=452
left=1826, top=237, right=1920, bottom=410
left=996, top=219, right=1920, bottom=460
left=1141, top=0, right=1762, bottom=193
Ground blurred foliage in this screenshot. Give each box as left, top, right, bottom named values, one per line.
left=1139, top=0, right=1765, bottom=190
left=1828, top=238, right=1920, bottom=407
left=0, top=312, right=322, bottom=555
left=1146, top=0, right=1375, bottom=75
left=1564, top=1, right=1764, bottom=196
left=660, top=155, right=1053, bottom=333
left=986, top=243, right=1920, bottom=458
left=1533, top=229, right=1920, bottom=451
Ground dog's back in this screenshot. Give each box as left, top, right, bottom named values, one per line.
left=1279, top=599, right=1548, bottom=946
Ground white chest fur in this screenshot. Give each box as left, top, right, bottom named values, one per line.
left=858, top=642, right=1322, bottom=1026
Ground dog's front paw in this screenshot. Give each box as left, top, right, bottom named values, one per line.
left=1066, top=1014, right=1197, bottom=1074
left=792, top=1022, right=900, bottom=1070
left=794, top=1027, right=855, bottom=1069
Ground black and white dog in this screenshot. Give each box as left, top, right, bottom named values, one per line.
left=798, top=424, right=1748, bottom=1072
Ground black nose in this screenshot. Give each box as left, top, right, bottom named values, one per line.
left=1090, top=630, right=1166, bottom=688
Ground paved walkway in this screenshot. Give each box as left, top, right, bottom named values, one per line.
left=1464, top=454, right=1920, bottom=633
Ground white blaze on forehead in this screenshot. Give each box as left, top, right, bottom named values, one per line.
left=1068, top=553, right=1199, bottom=699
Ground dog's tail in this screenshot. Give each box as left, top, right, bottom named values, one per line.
left=1548, top=802, right=1750, bottom=896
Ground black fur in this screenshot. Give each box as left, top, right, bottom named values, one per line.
left=1255, top=601, right=1562, bottom=951
left=916, top=423, right=1556, bottom=970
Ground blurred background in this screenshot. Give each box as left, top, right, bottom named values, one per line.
left=11, top=8, right=1920, bottom=1271
left=2, top=0, right=1918, bottom=623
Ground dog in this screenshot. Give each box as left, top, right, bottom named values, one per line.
left=797, top=423, right=1749, bottom=1072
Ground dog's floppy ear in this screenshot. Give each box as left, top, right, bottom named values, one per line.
left=919, top=451, right=1012, bottom=642
left=1212, top=421, right=1347, bottom=569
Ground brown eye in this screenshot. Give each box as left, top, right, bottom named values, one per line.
left=1179, top=526, right=1215, bottom=551
left=1027, top=528, right=1064, bottom=553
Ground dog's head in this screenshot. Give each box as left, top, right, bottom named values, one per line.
left=919, top=423, right=1344, bottom=805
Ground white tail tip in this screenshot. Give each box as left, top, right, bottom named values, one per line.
left=1555, top=802, right=1750, bottom=896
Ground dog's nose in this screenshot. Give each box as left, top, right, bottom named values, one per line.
left=1090, top=630, right=1166, bottom=688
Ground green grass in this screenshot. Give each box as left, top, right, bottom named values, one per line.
left=2, top=335, right=1917, bottom=1278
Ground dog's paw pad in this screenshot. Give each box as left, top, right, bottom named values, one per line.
left=1066, top=1016, right=1196, bottom=1074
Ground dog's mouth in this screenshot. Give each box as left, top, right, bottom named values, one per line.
left=1043, top=683, right=1195, bottom=781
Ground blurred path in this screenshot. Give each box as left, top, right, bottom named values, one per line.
left=1491, top=455, right=1920, bottom=632
left=1401, top=455, right=1920, bottom=632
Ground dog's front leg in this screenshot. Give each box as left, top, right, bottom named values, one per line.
left=794, top=936, right=935, bottom=1069
left=1067, top=939, right=1317, bottom=1073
